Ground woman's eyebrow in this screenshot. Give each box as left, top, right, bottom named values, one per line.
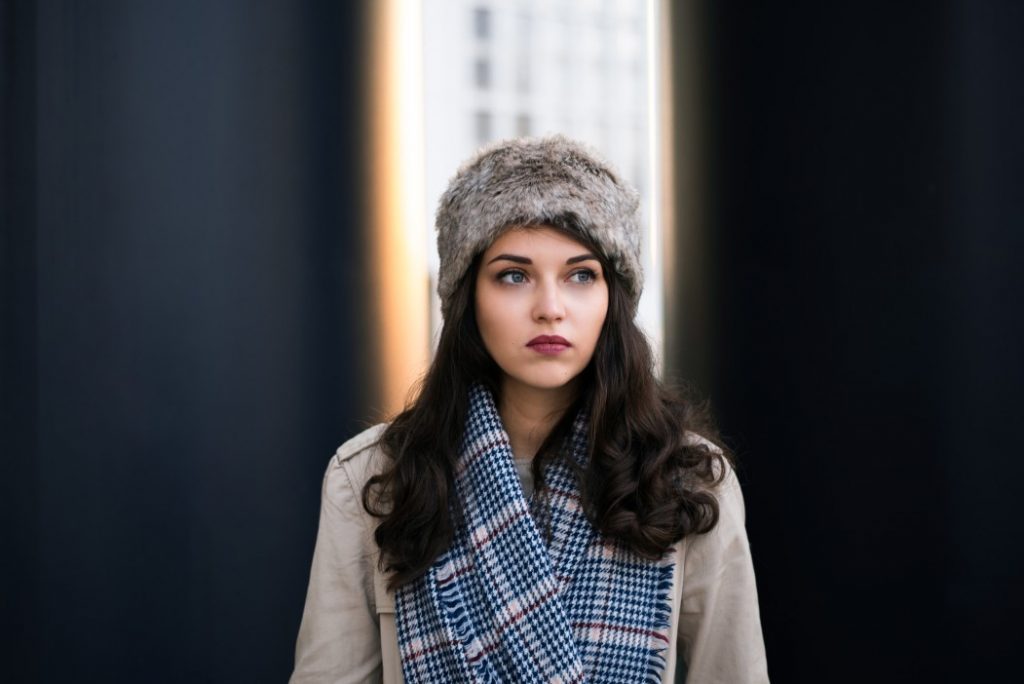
left=486, top=253, right=598, bottom=265
left=487, top=254, right=531, bottom=265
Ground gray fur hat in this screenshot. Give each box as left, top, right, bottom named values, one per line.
left=435, top=135, right=643, bottom=321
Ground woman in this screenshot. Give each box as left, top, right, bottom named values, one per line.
left=290, top=136, right=769, bottom=683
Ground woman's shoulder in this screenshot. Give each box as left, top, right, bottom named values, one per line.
left=333, top=422, right=389, bottom=467
left=323, top=422, right=390, bottom=507
left=682, top=430, right=722, bottom=455
left=682, top=430, right=738, bottom=491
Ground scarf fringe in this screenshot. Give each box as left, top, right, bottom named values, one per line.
left=436, top=559, right=482, bottom=663
left=645, top=561, right=676, bottom=684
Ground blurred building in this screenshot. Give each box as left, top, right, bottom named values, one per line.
left=422, top=0, right=663, bottom=363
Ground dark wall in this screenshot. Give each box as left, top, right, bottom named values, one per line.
left=669, top=1, right=1023, bottom=682
left=3, top=1, right=371, bottom=681
left=2, top=0, right=40, bottom=676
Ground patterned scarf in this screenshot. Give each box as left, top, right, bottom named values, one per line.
left=395, top=384, right=674, bottom=683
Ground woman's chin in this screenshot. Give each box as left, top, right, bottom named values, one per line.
left=501, top=370, right=582, bottom=394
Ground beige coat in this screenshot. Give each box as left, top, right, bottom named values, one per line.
left=290, top=424, right=769, bottom=683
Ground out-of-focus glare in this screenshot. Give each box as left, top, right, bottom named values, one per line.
left=369, top=0, right=430, bottom=416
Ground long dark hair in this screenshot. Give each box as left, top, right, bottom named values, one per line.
left=363, top=215, right=731, bottom=591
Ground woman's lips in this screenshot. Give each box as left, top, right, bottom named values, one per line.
left=527, top=335, right=571, bottom=355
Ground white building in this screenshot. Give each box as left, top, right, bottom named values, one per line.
left=423, top=0, right=663, bottom=366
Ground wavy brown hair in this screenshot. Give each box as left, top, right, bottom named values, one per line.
left=363, top=215, right=731, bottom=591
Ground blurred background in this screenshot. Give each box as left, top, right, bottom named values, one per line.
left=3, top=1, right=1022, bottom=682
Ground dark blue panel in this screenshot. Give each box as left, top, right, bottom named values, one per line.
left=7, top=1, right=372, bottom=681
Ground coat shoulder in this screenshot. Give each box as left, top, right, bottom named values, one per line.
left=333, top=423, right=389, bottom=466
left=682, top=430, right=722, bottom=454
left=330, top=423, right=391, bottom=506
left=682, top=430, right=739, bottom=494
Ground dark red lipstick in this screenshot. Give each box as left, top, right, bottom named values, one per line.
left=527, top=335, right=571, bottom=355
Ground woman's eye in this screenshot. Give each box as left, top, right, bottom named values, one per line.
left=497, top=269, right=527, bottom=284
left=569, top=269, right=597, bottom=284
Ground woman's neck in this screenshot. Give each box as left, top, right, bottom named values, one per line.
left=497, top=378, right=577, bottom=461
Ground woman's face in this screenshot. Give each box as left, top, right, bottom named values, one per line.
left=475, top=225, right=609, bottom=396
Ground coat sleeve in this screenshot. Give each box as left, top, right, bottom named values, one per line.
left=677, top=465, right=769, bottom=683
left=289, top=454, right=383, bottom=684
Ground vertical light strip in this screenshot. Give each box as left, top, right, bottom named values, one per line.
left=646, top=0, right=661, bottom=271
left=368, top=0, right=430, bottom=416
left=646, top=0, right=673, bottom=377
left=653, top=0, right=675, bottom=274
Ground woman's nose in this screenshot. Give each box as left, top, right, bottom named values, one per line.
left=532, top=279, right=566, bottom=322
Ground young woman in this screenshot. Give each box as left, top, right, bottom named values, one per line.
left=290, top=137, right=769, bottom=683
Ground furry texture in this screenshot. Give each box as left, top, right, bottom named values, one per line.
left=436, top=135, right=643, bottom=321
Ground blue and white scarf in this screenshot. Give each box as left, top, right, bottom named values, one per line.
left=395, top=384, right=674, bottom=683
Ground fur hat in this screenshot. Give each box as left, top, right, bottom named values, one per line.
left=435, top=135, right=643, bottom=321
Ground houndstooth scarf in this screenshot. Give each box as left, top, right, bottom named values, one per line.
left=395, top=383, right=674, bottom=683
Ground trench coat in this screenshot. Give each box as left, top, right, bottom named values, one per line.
left=289, top=424, right=769, bottom=683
